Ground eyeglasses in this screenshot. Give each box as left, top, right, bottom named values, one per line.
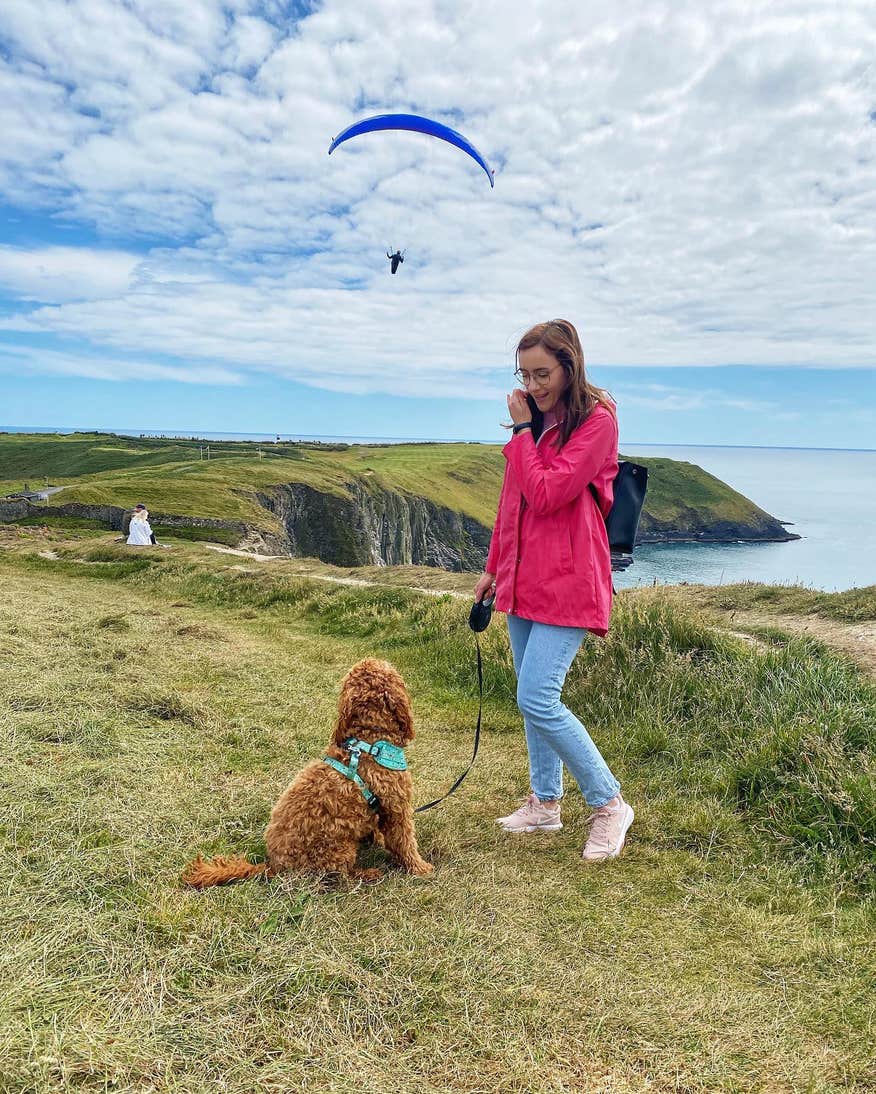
left=514, top=366, right=560, bottom=388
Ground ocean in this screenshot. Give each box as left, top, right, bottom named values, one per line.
left=3, top=428, right=874, bottom=593
left=614, top=444, right=876, bottom=593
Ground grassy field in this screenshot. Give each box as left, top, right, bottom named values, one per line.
left=669, top=581, right=876, bottom=624
left=0, top=529, right=874, bottom=1092
left=1, top=431, right=785, bottom=538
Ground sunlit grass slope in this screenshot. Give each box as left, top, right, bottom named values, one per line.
left=622, top=453, right=784, bottom=527
left=0, top=533, right=873, bottom=1092
left=671, top=580, right=876, bottom=623
left=1, top=431, right=785, bottom=536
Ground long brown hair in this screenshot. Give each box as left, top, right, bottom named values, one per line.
left=516, top=319, right=615, bottom=448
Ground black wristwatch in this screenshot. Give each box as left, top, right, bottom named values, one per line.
left=512, top=421, right=533, bottom=435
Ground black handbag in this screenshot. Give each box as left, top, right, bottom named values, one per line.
left=590, top=460, right=648, bottom=571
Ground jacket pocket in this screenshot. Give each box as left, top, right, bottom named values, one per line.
left=547, top=514, right=574, bottom=576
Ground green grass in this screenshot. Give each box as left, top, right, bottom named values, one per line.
left=619, top=453, right=781, bottom=527
left=0, top=431, right=306, bottom=479
left=151, top=524, right=242, bottom=546
left=0, top=539, right=873, bottom=1091
left=1, top=431, right=788, bottom=540
left=12, top=514, right=108, bottom=532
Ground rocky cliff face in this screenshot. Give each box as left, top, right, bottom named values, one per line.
left=636, top=508, right=798, bottom=543
left=3, top=476, right=797, bottom=568
left=257, top=481, right=492, bottom=571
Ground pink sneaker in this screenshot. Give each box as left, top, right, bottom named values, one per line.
left=496, top=793, right=563, bottom=833
left=581, top=794, right=634, bottom=862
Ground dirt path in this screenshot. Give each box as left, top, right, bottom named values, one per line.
left=205, top=544, right=284, bottom=562
left=204, top=545, right=876, bottom=676
left=204, top=544, right=469, bottom=599
left=718, top=609, right=876, bottom=678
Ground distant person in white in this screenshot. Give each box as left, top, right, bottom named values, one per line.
left=127, top=503, right=156, bottom=546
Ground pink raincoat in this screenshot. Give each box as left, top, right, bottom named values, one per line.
left=485, top=404, right=619, bottom=635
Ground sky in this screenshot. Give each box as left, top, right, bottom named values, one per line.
left=0, top=0, right=874, bottom=448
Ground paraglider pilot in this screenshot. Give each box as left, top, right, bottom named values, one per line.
left=387, top=249, right=404, bottom=274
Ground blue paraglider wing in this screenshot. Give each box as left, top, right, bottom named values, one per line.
left=328, top=113, right=495, bottom=188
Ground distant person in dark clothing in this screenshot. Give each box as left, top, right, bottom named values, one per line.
left=387, top=249, right=404, bottom=274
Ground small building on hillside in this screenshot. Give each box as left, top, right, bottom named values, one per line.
left=3, top=490, right=49, bottom=502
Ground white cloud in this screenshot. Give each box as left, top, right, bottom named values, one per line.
left=0, top=245, right=141, bottom=302
left=0, top=0, right=873, bottom=393
left=610, top=381, right=795, bottom=416
left=0, top=344, right=243, bottom=384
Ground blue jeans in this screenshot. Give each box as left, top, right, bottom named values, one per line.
left=506, top=614, right=620, bottom=807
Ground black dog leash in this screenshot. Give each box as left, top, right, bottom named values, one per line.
left=414, top=595, right=493, bottom=814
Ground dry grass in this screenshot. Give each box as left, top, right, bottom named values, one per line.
left=668, top=582, right=876, bottom=624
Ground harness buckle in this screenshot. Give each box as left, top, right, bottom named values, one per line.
left=343, top=738, right=363, bottom=772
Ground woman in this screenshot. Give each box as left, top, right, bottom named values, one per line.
left=126, top=503, right=156, bottom=546
left=473, top=319, right=633, bottom=862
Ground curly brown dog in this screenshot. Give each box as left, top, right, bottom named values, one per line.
left=182, top=658, right=433, bottom=887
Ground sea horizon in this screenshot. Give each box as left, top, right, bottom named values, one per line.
left=1, top=425, right=874, bottom=455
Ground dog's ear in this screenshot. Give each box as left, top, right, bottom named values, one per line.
left=332, top=659, right=384, bottom=745
left=369, top=661, right=415, bottom=744
left=333, top=675, right=358, bottom=745
left=387, top=676, right=415, bottom=744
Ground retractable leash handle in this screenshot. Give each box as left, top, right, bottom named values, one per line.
left=468, top=593, right=494, bottom=633
left=414, top=596, right=493, bottom=814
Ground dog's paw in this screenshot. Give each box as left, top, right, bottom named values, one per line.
left=351, top=867, right=384, bottom=884
left=409, top=860, right=434, bottom=877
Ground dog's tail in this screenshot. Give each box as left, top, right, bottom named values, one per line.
left=182, top=854, right=273, bottom=889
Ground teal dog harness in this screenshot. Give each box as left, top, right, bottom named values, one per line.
left=323, top=736, right=408, bottom=811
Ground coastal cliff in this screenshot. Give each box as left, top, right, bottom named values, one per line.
left=249, top=475, right=796, bottom=568
left=256, top=481, right=492, bottom=570
left=0, top=431, right=799, bottom=569
left=636, top=508, right=795, bottom=544
left=0, top=477, right=797, bottom=570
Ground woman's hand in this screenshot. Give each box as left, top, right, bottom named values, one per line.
left=474, top=571, right=496, bottom=603
left=506, top=389, right=532, bottom=426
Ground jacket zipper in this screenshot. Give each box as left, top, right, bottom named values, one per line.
left=535, top=421, right=559, bottom=448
